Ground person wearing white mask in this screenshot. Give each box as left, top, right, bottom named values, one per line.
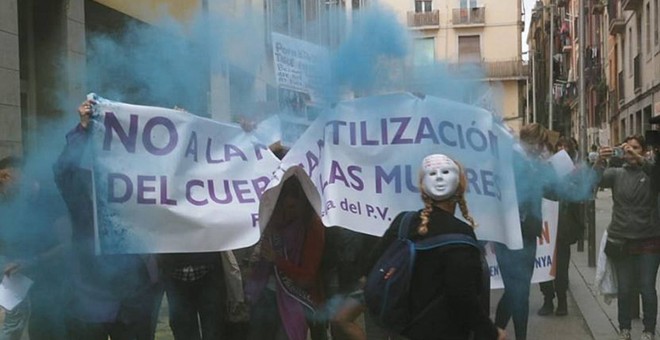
left=364, top=154, right=505, bottom=340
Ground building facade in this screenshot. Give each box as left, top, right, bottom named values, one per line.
left=606, top=0, right=660, bottom=145
left=529, top=0, right=660, bottom=146
left=378, top=0, right=528, bottom=132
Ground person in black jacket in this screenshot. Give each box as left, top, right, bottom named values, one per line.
left=366, top=154, right=505, bottom=340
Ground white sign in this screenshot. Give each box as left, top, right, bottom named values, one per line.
left=272, top=32, right=329, bottom=102
left=88, top=95, right=280, bottom=254
left=0, top=274, right=32, bottom=311
left=259, top=93, right=524, bottom=249
left=487, top=199, right=559, bottom=288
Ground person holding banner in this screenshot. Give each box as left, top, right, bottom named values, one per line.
left=495, top=123, right=555, bottom=340
left=595, top=135, right=660, bottom=340
left=537, top=137, right=585, bottom=317
left=365, top=154, right=504, bottom=340
left=245, top=175, right=325, bottom=340
left=53, top=99, right=160, bottom=339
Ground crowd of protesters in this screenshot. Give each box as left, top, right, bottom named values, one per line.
left=1, top=98, right=659, bottom=340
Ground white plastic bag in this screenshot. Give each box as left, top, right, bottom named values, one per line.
left=594, top=231, right=617, bottom=304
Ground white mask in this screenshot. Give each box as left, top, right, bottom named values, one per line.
left=421, top=154, right=460, bottom=201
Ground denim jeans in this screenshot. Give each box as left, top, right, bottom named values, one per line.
left=163, top=266, right=226, bottom=340
left=612, top=252, right=660, bottom=332
left=494, top=239, right=537, bottom=340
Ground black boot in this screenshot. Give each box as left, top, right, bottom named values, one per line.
left=555, top=293, right=568, bottom=316
left=537, top=297, right=554, bottom=316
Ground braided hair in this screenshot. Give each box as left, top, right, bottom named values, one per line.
left=416, top=156, right=476, bottom=236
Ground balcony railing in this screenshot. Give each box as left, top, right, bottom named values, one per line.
left=633, top=55, right=641, bottom=92
left=446, top=59, right=528, bottom=80
left=608, top=0, right=625, bottom=35
left=407, top=10, right=440, bottom=28
left=622, top=0, right=642, bottom=11
left=452, top=7, right=485, bottom=26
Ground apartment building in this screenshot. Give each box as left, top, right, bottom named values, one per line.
left=377, top=0, right=528, bottom=132
left=528, top=0, right=608, bottom=146
left=607, top=0, right=660, bottom=144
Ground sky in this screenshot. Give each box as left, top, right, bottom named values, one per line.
left=522, top=0, right=537, bottom=60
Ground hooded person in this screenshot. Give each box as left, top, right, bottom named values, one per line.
left=364, top=154, right=505, bottom=340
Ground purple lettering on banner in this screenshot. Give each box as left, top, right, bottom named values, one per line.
left=142, top=116, right=178, bottom=156
left=208, top=180, right=232, bottom=204
left=349, top=122, right=357, bottom=145
left=404, top=164, right=418, bottom=193
left=390, top=117, right=413, bottom=145
left=380, top=118, right=389, bottom=145
left=464, top=167, right=482, bottom=195
left=347, top=165, right=364, bottom=191
left=305, top=151, right=319, bottom=177
left=480, top=170, right=501, bottom=200
left=251, top=176, right=270, bottom=199
left=360, top=121, right=378, bottom=145
left=326, top=120, right=346, bottom=145
left=253, top=143, right=269, bottom=161
left=414, top=117, right=440, bottom=144
left=375, top=165, right=401, bottom=194
left=137, top=175, right=157, bottom=204
left=103, top=112, right=138, bottom=153
left=437, top=121, right=457, bottom=147
left=206, top=138, right=224, bottom=164
left=160, top=176, right=177, bottom=205
left=185, top=132, right=198, bottom=162
left=233, top=180, right=254, bottom=203
left=225, top=144, right=248, bottom=162
left=108, top=172, right=133, bottom=203
left=186, top=180, right=208, bottom=206
left=456, top=123, right=466, bottom=149
left=329, top=161, right=348, bottom=187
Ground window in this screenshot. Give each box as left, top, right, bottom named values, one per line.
left=415, top=0, right=432, bottom=13
left=460, top=0, right=478, bottom=8
left=458, top=35, right=481, bottom=62
left=629, top=27, right=633, bottom=73
left=647, top=3, right=651, bottom=54
left=653, top=0, right=660, bottom=46
left=413, top=38, right=435, bottom=66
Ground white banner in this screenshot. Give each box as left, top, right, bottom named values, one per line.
left=88, top=95, right=280, bottom=254
left=486, top=199, right=559, bottom=289
left=259, top=93, right=524, bottom=249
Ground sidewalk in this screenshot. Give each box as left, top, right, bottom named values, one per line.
left=489, top=189, right=623, bottom=340
left=568, top=188, right=657, bottom=340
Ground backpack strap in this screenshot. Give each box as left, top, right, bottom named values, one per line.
left=416, top=233, right=482, bottom=252
left=396, top=211, right=417, bottom=239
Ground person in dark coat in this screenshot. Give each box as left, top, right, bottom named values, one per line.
left=366, top=154, right=505, bottom=340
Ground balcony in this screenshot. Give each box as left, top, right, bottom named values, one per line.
left=609, top=16, right=626, bottom=35
left=407, top=10, right=440, bottom=28
left=622, top=0, right=642, bottom=11
left=443, top=59, right=528, bottom=80
left=452, top=7, right=485, bottom=27
left=482, top=59, right=528, bottom=80
left=592, top=1, right=605, bottom=14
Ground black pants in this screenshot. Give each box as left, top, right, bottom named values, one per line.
left=540, top=238, right=571, bottom=300
left=163, top=267, right=226, bottom=340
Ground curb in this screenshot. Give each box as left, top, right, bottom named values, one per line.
left=569, top=259, right=618, bottom=339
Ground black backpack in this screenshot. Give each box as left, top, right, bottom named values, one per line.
left=363, top=211, right=490, bottom=334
